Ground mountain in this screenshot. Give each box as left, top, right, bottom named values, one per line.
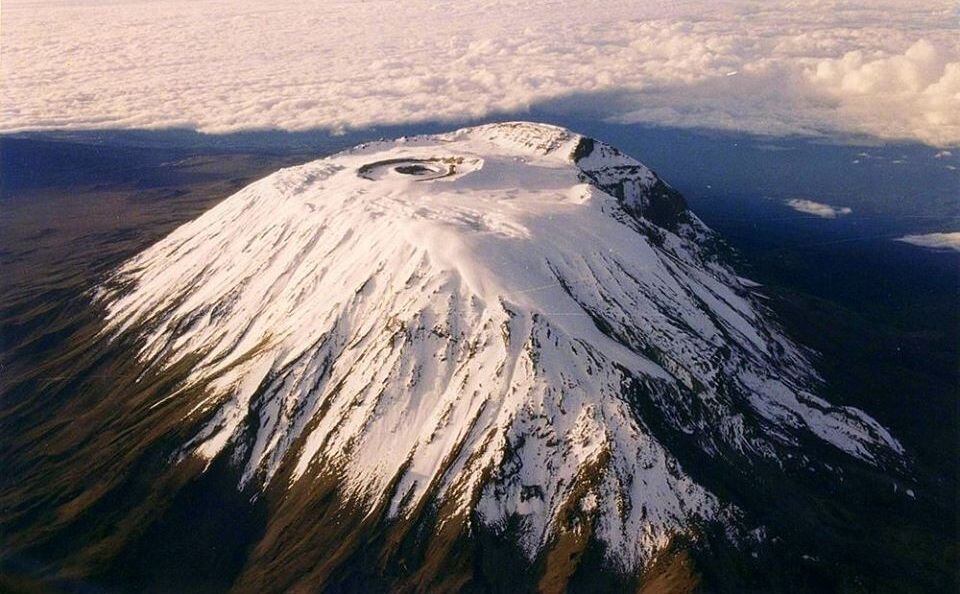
left=2, top=122, right=917, bottom=592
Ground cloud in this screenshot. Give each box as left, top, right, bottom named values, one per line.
left=1, top=0, right=958, bottom=145
left=895, top=232, right=960, bottom=251
left=801, top=40, right=960, bottom=146
left=786, top=199, right=853, bottom=218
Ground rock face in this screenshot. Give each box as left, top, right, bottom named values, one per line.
left=84, top=122, right=906, bottom=590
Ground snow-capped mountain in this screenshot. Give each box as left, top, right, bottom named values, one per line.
left=96, top=122, right=905, bottom=589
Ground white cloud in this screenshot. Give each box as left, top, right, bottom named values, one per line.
left=786, top=199, right=853, bottom=218
left=895, top=232, right=960, bottom=251
left=1, top=0, right=958, bottom=145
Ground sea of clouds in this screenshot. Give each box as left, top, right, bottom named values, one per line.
left=2, top=0, right=958, bottom=145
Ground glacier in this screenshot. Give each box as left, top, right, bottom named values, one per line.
left=97, top=121, right=905, bottom=570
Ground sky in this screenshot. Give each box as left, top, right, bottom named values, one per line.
left=1, top=0, right=958, bottom=146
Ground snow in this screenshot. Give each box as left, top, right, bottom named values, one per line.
left=98, top=121, right=906, bottom=570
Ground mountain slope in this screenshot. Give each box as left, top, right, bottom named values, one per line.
left=78, top=122, right=906, bottom=589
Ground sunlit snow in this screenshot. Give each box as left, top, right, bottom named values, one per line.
left=99, top=122, right=905, bottom=568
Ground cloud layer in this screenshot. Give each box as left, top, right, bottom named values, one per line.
left=2, top=0, right=958, bottom=145
left=896, top=232, right=960, bottom=251
left=786, top=199, right=853, bottom=218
